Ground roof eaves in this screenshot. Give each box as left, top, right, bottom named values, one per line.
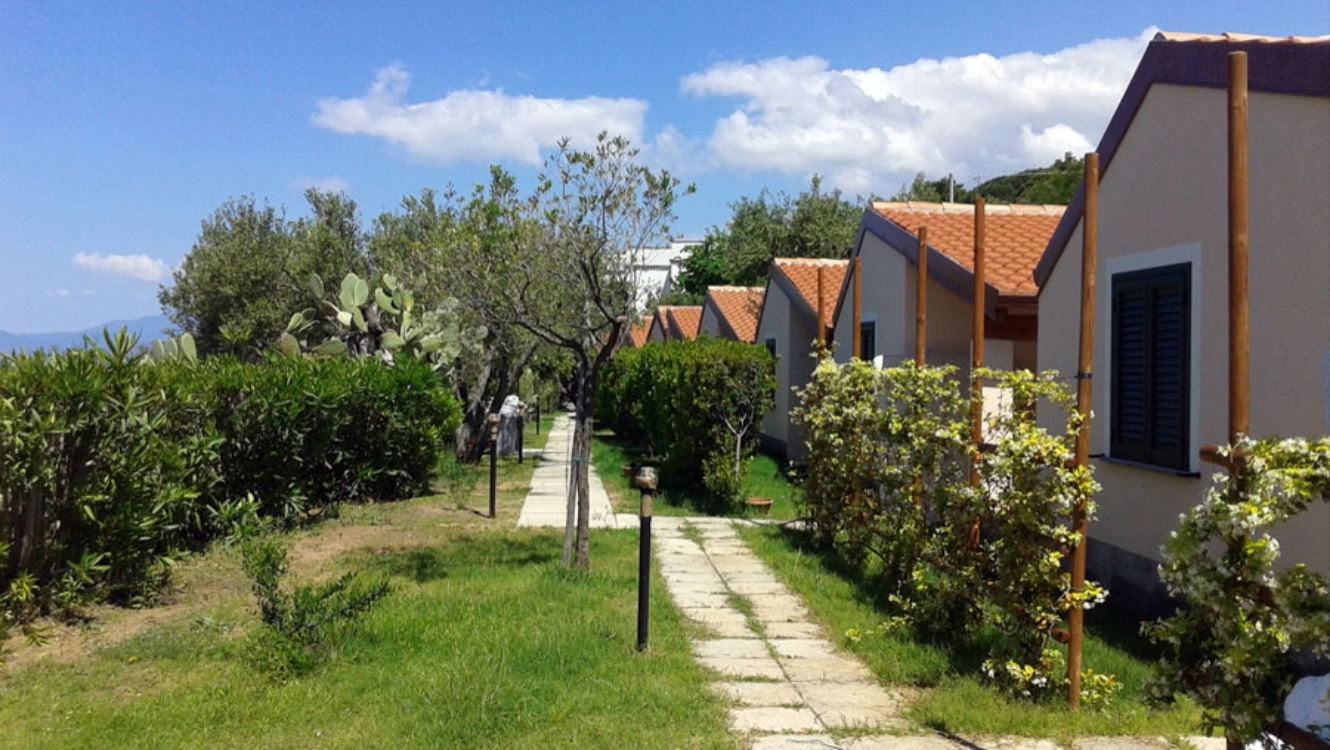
left=1033, top=33, right=1330, bottom=290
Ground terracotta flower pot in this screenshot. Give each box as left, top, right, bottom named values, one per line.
left=622, top=464, right=635, bottom=478
left=746, top=497, right=773, bottom=515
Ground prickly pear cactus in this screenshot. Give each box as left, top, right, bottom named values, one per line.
left=281, top=272, right=485, bottom=375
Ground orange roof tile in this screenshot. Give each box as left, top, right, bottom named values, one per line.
left=665, top=306, right=703, bottom=341
left=772, top=258, right=848, bottom=322
left=1155, top=31, right=1329, bottom=44
left=870, top=201, right=1064, bottom=298
left=624, top=318, right=651, bottom=348
left=705, top=286, right=764, bottom=343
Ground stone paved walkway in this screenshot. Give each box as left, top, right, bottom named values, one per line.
left=517, top=413, right=636, bottom=529
left=518, top=418, right=1223, bottom=750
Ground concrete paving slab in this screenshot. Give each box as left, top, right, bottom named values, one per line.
left=763, top=622, right=826, bottom=639
left=799, top=681, right=909, bottom=729
left=696, top=655, right=786, bottom=681
left=729, top=580, right=794, bottom=596
left=670, top=591, right=733, bottom=609
left=768, top=638, right=837, bottom=659
left=843, top=736, right=961, bottom=750
left=781, top=655, right=876, bottom=683
left=678, top=607, right=749, bottom=627
left=696, top=618, right=760, bottom=638
left=750, top=735, right=843, bottom=750
left=959, top=737, right=1061, bottom=750
left=710, top=680, right=805, bottom=707
left=729, top=706, right=824, bottom=733
left=692, top=638, right=771, bottom=660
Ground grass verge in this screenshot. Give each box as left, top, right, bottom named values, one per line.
left=591, top=432, right=798, bottom=520
left=0, top=528, right=736, bottom=750
left=736, top=523, right=1207, bottom=743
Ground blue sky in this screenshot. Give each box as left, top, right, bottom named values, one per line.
left=2, top=1, right=1326, bottom=333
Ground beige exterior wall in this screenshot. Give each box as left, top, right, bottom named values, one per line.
left=756, top=281, right=822, bottom=461
left=1037, top=84, right=1330, bottom=572
left=698, top=302, right=722, bottom=339
left=832, top=231, right=1018, bottom=376
left=757, top=286, right=792, bottom=451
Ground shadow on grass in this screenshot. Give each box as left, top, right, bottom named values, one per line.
left=768, top=524, right=1156, bottom=679
left=361, top=548, right=452, bottom=583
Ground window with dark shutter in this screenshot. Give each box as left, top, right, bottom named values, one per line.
left=765, top=337, right=777, bottom=358
left=859, top=321, right=876, bottom=361
left=1111, top=263, right=1191, bottom=471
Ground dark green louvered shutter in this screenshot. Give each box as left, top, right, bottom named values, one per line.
left=1111, top=263, right=1191, bottom=470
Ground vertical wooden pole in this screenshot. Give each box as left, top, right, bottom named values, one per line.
left=853, top=257, right=862, bottom=359
left=970, top=199, right=986, bottom=503
left=916, top=227, right=928, bottom=365
left=1223, top=51, right=1250, bottom=750
left=1229, top=51, right=1250, bottom=445
left=816, top=265, right=826, bottom=358
left=1067, top=152, right=1100, bottom=707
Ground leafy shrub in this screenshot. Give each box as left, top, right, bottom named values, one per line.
left=1144, top=436, right=1330, bottom=743
left=792, top=359, right=1110, bottom=701
left=208, top=354, right=460, bottom=521
left=0, top=332, right=458, bottom=620
left=240, top=534, right=390, bottom=678
left=597, top=338, right=775, bottom=510
left=0, top=330, right=218, bottom=608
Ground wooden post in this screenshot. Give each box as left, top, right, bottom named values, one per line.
left=970, top=199, right=987, bottom=500
left=1229, top=51, right=1250, bottom=445
left=1067, top=152, right=1099, bottom=707
left=853, top=257, right=862, bottom=359
left=816, top=265, right=826, bottom=358
left=1223, top=52, right=1250, bottom=750
left=916, top=227, right=928, bottom=365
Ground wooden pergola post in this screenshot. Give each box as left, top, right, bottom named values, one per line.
left=1229, top=51, right=1250, bottom=445
left=1067, top=152, right=1100, bottom=707
left=970, top=199, right=986, bottom=496
left=853, top=256, right=862, bottom=359
left=816, top=265, right=826, bottom=358
left=916, top=227, right=928, bottom=365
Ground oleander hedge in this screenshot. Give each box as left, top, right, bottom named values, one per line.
left=0, top=330, right=458, bottom=614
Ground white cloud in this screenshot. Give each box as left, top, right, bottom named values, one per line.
left=681, top=29, right=1154, bottom=193
left=72, top=252, right=169, bottom=283
left=313, top=65, right=648, bottom=166
left=46, top=289, right=71, bottom=297
left=295, top=176, right=351, bottom=194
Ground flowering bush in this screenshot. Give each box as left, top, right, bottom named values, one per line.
left=794, top=360, right=1110, bottom=701
left=1144, top=436, right=1330, bottom=744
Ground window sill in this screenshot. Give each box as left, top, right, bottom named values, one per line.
left=1093, top=454, right=1201, bottom=478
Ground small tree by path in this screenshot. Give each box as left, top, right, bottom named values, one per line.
left=455, top=134, right=689, bottom=569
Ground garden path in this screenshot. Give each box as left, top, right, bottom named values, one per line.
left=516, top=413, right=636, bottom=529
left=517, top=417, right=1221, bottom=750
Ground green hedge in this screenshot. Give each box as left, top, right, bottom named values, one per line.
left=597, top=338, right=775, bottom=511
left=0, top=331, right=459, bottom=611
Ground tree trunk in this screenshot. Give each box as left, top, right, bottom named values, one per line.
left=562, top=358, right=594, bottom=570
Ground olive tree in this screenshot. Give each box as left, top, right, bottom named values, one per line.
left=455, top=134, right=689, bottom=569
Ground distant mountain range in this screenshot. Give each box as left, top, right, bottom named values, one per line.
left=0, top=314, right=176, bottom=354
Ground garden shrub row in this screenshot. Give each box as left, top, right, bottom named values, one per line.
left=795, top=357, right=1330, bottom=740
left=597, top=338, right=775, bottom=511
left=793, top=358, right=1110, bottom=702
left=0, top=330, right=459, bottom=616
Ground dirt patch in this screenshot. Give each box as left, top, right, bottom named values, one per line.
left=1, top=553, right=249, bottom=675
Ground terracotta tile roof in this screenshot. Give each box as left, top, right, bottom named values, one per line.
left=773, top=258, right=848, bottom=322
left=1155, top=31, right=1330, bottom=44
left=624, top=318, right=651, bottom=348
left=870, top=201, right=1064, bottom=298
left=705, top=286, right=764, bottom=343
left=665, top=306, right=702, bottom=341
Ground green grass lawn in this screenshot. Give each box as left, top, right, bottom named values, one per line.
left=0, top=528, right=736, bottom=750
left=736, top=523, right=1208, bottom=743
left=591, top=432, right=798, bottom=520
